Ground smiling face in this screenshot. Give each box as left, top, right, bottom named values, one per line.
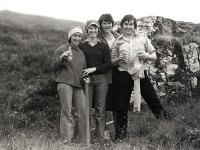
left=122, top=19, right=135, bottom=36
left=101, top=21, right=113, bottom=33
left=70, top=32, right=82, bottom=46
left=87, top=25, right=99, bottom=38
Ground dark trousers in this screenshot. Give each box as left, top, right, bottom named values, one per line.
left=140, top=72, right=171, bottom=119
left=114, top=70, right=171, bottom=139
left=114, top=110, right=128, bottom=140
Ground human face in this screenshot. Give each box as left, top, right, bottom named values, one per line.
left=101, top=21, right=113, bottom=33
left=70, top=32, right=82, bottom=46
left=122, top=19, right=135, bottom=36
left=87, top=25, right=98, bottom=38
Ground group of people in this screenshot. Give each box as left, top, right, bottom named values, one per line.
left=51, top=13, right=172, bottom=146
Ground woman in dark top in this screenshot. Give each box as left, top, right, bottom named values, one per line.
left=79, top=20, right=112, bottom=140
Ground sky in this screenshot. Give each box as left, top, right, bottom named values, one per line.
left=0, top=0, right=199, bottom=23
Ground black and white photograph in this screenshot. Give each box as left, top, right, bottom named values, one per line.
left=0, top=0, right=200, bottom=149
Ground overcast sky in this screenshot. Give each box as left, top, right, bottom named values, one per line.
left=0, top=0, right=199, bottom=23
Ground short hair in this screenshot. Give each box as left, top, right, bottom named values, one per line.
left=98, top=13, right=114, bottom=27
left=120, top=14, right=137, bottom=29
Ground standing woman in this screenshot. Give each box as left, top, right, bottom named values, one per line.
left=79, top=20, right=112, bottom=140
left=97, top=13, right=119, bottom=137
left=111, top=14, right=172, bottom=140
left=51, top=25, right=87, bottom=145
left=98, top=13, right=119, bottom=89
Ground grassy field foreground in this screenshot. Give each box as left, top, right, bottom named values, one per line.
left=0, top=97, right=200, bottom=150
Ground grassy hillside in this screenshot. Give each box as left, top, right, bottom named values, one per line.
left=0, top=11, right=200, bottom=149
left=0, top=10, right=85, bottom=134
left=0, top=10, right=84, bottom=31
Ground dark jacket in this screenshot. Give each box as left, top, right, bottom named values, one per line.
left=98, top=30, right=120, bottom=84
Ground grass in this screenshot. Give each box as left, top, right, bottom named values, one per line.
left=0, top=11, right=200, bottom=150
left=1, top=97, right=200, bottom=150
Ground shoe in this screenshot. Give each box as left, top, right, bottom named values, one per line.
left=113, top=136, right=123, bottom=143
left=103, top=130, right=111, bottom=140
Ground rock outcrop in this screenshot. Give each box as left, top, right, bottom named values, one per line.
left=136, top=16, right=200, bottom=102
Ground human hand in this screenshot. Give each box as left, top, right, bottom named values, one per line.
left=83, top=67, right=96, bottom=77
left=60, top=51, right=72, bottom=60
left=119, top=50, right=128, bottom=62
left=83, top=76, right=90, bottom=83
left=137, top=51, right=149, bottom=60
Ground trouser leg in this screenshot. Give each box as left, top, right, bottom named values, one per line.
left=88, top=82, right=94, bottom=134
left=112, top=70, right=133, bottom=140
left=115, top=110, right=128, bottom=140
left=112, top=111, right=117, bottom=134
left=57, top=83, right=74, bottom=143
left=140, top=72, right=171, bottom=120
left=93, top=75, right=108, bottom=138
left=73, top=88, right=87, bottom=144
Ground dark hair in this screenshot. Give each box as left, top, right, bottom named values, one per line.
left=120, top=14, right=137, bottom=29
left=98, top=13, right=114, bottom=27
left=68, top=37, right=71, bottom=43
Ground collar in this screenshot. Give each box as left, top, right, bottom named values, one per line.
left=118, top=31, right=140, bottom=41
left=84, top=38, right=101, bottom=47
left=67, top=43, right=80, bottom=51
left=84, top=38, right=101, bottom=43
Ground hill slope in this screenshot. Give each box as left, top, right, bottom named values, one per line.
left=0, top=10, right=84, bottom=31
left=0, top=10, right=200, bottom=138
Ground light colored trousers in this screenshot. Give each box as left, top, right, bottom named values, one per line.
left=88, top=74, right=108, bottom=138
left=57, top=83, right=87, bottom=144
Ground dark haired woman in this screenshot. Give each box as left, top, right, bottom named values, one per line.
left=111, top=14, right=172, bottom=140
left=97, top=13, right=120, bottom=139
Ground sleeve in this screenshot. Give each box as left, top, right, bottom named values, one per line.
left=95, top=44, right=112, bottom=74
left=110, top=39, right=121, bottom=66
left=144, top=35, right=155, bottom=54
left=111, top=39, right=122, bottom=59
left=83, top=55, right=87, bottom=69
left=78, top=43, right=86, bottom=69
left=51, top=47, right=65, bottom=73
